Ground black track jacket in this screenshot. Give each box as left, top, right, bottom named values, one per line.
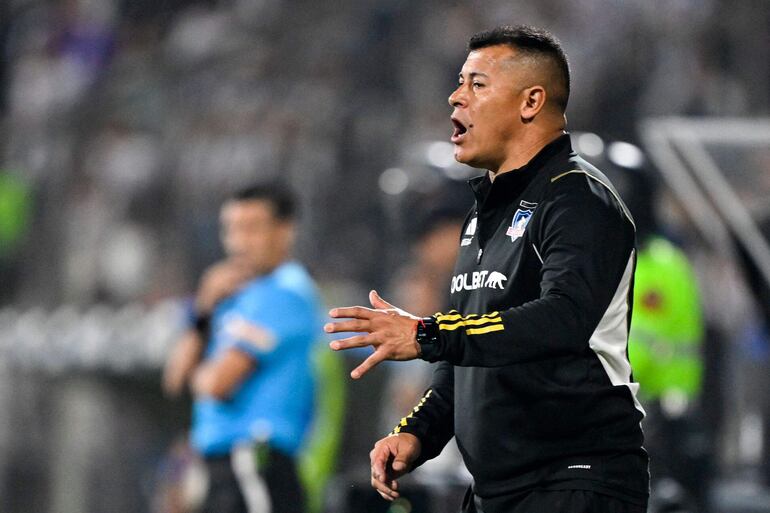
left=395, top=134, right=649, bottom=505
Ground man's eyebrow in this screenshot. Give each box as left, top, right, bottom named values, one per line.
left=458, top=71, right=489, bottom=80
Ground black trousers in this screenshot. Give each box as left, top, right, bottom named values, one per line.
left=202, top=444, right=305, bottom=513
left=461, top=487, right=647, bottom=513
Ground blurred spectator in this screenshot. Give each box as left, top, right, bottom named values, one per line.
left=3, top=0, right=768, bottom=304
left=0, top=169, right=32, bottom=303
left=297, top=344, right=346, bottom=513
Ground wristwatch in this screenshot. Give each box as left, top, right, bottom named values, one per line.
left=415, top=316, right=440, bottom=362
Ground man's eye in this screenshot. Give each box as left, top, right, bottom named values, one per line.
left=472, top=82, right=483, bottom=88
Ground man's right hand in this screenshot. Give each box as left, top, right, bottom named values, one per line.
left=369, top=432, right=421, bottom=501
left=195, top=259, right=255, bottom=315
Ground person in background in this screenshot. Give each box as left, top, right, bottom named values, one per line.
left=163, top=183, right=322, bottom=513
left=0, top=170, right=32, bottom=304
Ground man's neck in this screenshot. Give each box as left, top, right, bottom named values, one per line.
left=489, top=128, right=565, bottom=181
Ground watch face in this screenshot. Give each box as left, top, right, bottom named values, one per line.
left=417, top=318, right=437, bottom=344
left=415, top=318, right=439, bottom=362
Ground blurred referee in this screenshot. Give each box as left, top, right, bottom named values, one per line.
left=326, top=26, right=649, bottom=513
left=164, top=184, right=322, bottom=513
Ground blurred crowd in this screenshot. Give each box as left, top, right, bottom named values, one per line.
left=1, top=0, right=770, bottom=512
left=1, top=0, right=767, bottom=307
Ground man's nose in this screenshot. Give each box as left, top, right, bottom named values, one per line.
left=448, top=85, right=466, bottom=108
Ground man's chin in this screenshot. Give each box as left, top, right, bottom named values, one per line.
left=453, top=147, right=470, bottom=164
left=229, top=257, right=262, bottom=274
left=453, top=148, right=484, bottom=169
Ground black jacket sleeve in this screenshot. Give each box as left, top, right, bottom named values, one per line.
left=391, top=361, right=455, bottom=468
left=420, top=174, right=636, bottom=367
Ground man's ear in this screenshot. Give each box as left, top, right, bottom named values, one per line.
left=520, top=85, right=547, bottom=122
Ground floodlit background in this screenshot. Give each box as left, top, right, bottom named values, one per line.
left=0, top=0, right=769, bottom=512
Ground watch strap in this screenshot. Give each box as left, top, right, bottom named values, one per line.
left=415, top=316, right=441, bottom=362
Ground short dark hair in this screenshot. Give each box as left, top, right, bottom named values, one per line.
left=229, top=182, right=297, bottom=220
left=468, top=25, right=570, bottom=111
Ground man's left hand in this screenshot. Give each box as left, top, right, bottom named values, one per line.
left=325, top=290, right=421, bottom=379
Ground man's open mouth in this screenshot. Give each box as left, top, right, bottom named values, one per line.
left=451, top=118, right=468, bottom=143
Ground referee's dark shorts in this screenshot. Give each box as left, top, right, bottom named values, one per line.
left=202, top=442, right=304, bottom=513
left=461, top=487, right=647, bottom=513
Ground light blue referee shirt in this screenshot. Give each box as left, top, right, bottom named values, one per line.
left=191, top=261, right=322, bottom=457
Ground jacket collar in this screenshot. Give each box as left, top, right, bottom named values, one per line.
left=468, top=133, right=572, bottom=208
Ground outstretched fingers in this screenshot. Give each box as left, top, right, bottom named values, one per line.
left=328, top=334, right=374, bottom=351
left=350, top=350, right=387, bottom=379
left=324, top=318, right=372, bottom=334
left=328, top=306, right=376, bottom=320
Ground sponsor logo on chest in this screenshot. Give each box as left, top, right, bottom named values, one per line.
left=451, top=270, right=508, bottom=293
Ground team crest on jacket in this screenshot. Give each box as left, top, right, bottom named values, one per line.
left=507, top=209, right=533, bottom=242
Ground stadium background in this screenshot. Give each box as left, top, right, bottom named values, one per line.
left=0, top=0, right=769, bottom=512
